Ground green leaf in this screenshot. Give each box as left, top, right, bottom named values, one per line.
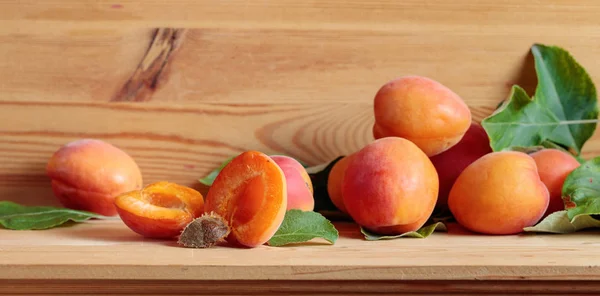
left=306, top=156, right=346, bottom=214
left=531, top=44, right=599, bottom=155
left=523, top=210, right=600, bottom=234
left=267, top=209, right=339, bottom=246
left=563, top=157, right=600, bottom=220
left=198, top=156, right=234, bottom=186
left=481, top=44, right=598, bottom=154
left=360, top=222, right=447, bottom=240
left=482, top=85, right=561, bottom=151
left=0, top=201, right=108, bottom=230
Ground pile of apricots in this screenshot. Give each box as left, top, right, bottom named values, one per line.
left=45, top=75, right=582, bottom=247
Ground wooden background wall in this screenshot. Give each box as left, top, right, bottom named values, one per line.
left=2, top=1, right=600, bottom=207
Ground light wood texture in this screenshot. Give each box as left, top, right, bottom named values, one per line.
left=2, top=2, right=600, bottom=206
left=2, top=220, right=600, bottom=282
left=3, top=2, right=600, bottom=293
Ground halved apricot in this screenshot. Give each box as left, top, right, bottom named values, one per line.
left=114, top=181, right=205, bottom=239
left=203, top=150, right=287, bottom=248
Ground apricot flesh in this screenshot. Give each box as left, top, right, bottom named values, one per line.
left=448, top=151, right=549, bottom=235
left=342, top=137, right=439, bottom=234
left=46, top=139, right=143, bottom=216
left=530, top=149, right=581, bottom=217
left=429, top=122, right=492, bottom=209
left=114, top=181, right=205, bottom=238
left=373, top=76, right=472, bottom=156
left=204, top=151, right=287, bottom=248
left=270, top=155, right=314, bottom=211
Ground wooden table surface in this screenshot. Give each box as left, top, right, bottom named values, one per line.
left=2, top=220, right=600, bottom=295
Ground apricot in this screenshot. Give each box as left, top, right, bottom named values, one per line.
left=372, top=76, right=472, bottom=156
left=429, top=122, right=492, bottom=209
left=203, top=151, right=287, bottom=248
left=342, top=137, right=439, bottom=234
left=448, top=151, right=549, bottom=235
left=46, top=139, right=143, bottom=216
left=326, top=153, right=357, bottom=214
left=530, top=149, right=581, bottom=217
left=114, top=181, right=205, bottom=239
left=270, top=155, right=314, bottom=211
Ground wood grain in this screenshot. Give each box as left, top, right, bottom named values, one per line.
left=2, top=220, right=600, bottom=283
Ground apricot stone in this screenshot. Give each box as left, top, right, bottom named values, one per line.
left=429, top=122, right=492, bottom=209
left=342, top=137, right=439, bottom=234
left=270, top=155, right=314, bottom=211
left=46, top=139, right=143, bottom=216
left=373, top=76, right=472, bottom=156
left=530, top=149, right=581, bottom=217
left=448, top=151, right=549, bottom=235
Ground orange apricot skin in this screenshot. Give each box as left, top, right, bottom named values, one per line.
left=530, top=149, right=581, bottom=217
left=114, top=181, right=205, bottom=239
left=342, top=137, right=439, bottom=233
left=373, top=76, right=472, bottom=156
left=429, top=122, right=492, bottom=209
left=270, top=155, right=314, bottom=211
left=204, top=151, right=287, bottom=248
left=326, top=153, right=357, bottom=214
left=46, top=139, right=143, bottom=216
left=448, top=151, right=549, bottom=235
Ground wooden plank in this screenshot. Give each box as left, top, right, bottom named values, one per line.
left=1, top=100, right=600, bottom=207
left=2, top=279, right=600, bottom=295
left=1, top=220, right=600, bottom=282
left=2, top=23, right=600, bottom=105
left=2, top=0, right=600, bottom=31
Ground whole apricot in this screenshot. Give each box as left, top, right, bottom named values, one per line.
left=270, top=155, right=314, bottom=211
left=342, top=137, right=439, bottom=234
left=326, top=153, right=356, bottom=214
left=429, top=122, right=492, bottom=209
left=448, top=151, right=549, bottom=235
left=46, top=139, right=143, bottom=216
left=530, top=149, right=580, bottom=217
left=373, top=76, right=472, bottom=156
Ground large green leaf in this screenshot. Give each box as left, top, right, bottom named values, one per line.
left=532, top=44, right=599, bottom=155
left=482, top=44, right=598, bottom=154
left=563, top=157, right=600, bottom=219
left=482, top=85, right=560, bottom=150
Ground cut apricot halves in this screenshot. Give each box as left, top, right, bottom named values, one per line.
left=114, top=181, right=205, bottom=238
left=203, top=151, right=287, bottom=248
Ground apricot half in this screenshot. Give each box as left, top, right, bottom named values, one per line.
left=342, top=137, right=439, bottom=234
left=114, top=181, right=205, bottom=239
left=530, top=149, right=581, bottom=217
left=46, top=139, right=143, bottom=216
left=204, top=151, right=287, bottom=248
left=448, top=151, right=549, bottom=235
left=373, top=76, right=472, bottom=156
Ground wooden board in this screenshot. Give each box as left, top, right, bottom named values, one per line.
left=2, top=220, right=600, bottom=295
left=3, top=1, right=600, bottom=294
